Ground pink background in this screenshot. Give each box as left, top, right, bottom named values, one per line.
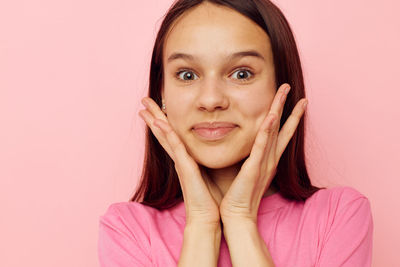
left=0, top=0, right=398, bottom=266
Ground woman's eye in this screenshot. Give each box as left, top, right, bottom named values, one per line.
left=231, top=69, right=253, bottom=81
left=175, top=68, right=253, bottom=82
left=176, top=70, right=198, bottom=81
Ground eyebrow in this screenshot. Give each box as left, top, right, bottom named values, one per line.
left=167, top=50, right=266, bottom=63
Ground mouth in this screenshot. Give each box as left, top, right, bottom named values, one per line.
left=192, top=126, right=238, bottom=141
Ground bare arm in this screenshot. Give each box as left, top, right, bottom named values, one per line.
left=223, top=220, right=275, bottom=267
left=178, top=223, right=222, bottom=267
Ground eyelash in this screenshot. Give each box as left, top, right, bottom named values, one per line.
left=174, top=68, right=254, bottom=83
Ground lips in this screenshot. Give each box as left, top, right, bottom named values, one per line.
left=192, top=121, right=238, bottom=141
left=192, top=121, right=238, bottom=129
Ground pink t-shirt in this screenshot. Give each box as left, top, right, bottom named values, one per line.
left=98, top=186, right=373, bottom=266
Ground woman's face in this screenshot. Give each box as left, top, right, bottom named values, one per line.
left=162, top=2, right=276, bottom=169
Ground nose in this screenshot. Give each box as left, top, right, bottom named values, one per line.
left=195, top=78, right=229, bottom=112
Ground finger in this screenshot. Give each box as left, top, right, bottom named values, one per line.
left=253, top=83, right=287, bottom=166
left=248, top=112, right=278, bottom=167
left=268, top=126, right=278, bottom=163
left=268, top=83, right=291, bottom=127
left=153, top=119, right=198, bottom=177
left=276, top=98, right=307, bottom=160
left=141, top=97, right=168, bottom=123
left=139, top=109, right=175, bottom=161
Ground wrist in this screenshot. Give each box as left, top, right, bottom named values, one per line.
left=185, top=221, right=222, bottom=235
left=180, top=222, right=221, bottom=267
left=221, top=217, right=257, bottom=228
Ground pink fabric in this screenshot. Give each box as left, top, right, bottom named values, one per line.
left=98, top=186, right=373, bottom=266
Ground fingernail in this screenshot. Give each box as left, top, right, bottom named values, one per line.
left=303, top=99, right=308, bottom=108
left=284, top=86, right=291, bottom=95
left=141, top=98, right=149, bottom=106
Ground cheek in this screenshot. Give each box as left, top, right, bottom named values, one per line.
left=163, top=95, right=193, bottom=137
left=165, top=108, right=186, bottom=134
left=163, top=78, right=196, bottom=111
left=239, top=89, right=275, bottom=129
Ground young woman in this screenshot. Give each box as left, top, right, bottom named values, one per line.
left=98, top=1, right=373, bottom=266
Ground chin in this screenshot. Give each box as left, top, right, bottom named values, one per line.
left=199, top=160, right=232, bottom=169
left=193, top=152, right=248, bottom=170
left=184, top=136, right=253, bottom=169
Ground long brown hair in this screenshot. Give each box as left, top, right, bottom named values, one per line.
left=130, top=0, right=324, bottom=209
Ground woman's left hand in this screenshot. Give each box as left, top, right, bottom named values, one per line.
left=219, top=83, right=307, bottom=225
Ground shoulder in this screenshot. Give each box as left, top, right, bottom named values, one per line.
left=99, top=201, right=159, bottom=242
left=305, top=186, right=371, bottom=209
left=303, top=186, right=373, bottom=232
left=308, top=187, right=374, bottom=265
left=100, top=201, right=157, bottom=229
left=98, top=202, right=157, bottom=258
left=101, top=201, right=156, bottom=217
left=98, top=202, right=157, bottom=265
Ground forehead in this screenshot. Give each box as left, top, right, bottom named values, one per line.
left=163, top=2, right=272, bottom=63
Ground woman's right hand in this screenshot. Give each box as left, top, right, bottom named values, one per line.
left=139, top=97, right=222, bottom=227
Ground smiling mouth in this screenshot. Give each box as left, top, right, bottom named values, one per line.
left=192, top=126, right=237, bottom=141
